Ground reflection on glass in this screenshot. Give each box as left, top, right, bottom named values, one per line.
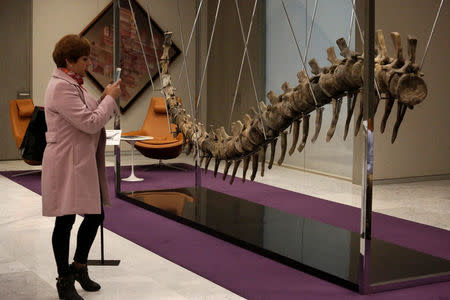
left=122, top=187, right=450, bottom=289
left=134, top=191, right=194, bottom=216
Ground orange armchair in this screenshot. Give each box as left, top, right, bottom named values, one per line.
left=123, top=97, right=185, bottom=170
left=9, top=99, right=41, bottom=166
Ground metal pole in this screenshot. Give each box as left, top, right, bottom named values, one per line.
left=194, top=0, right=202, bottom=189
left=359, top=0, right=374, bottom=294
left=100, top=222, right=105, bottom=263
left=113, top=0, right=121, bottom=195
left=87, top=0, right=121, bottom=268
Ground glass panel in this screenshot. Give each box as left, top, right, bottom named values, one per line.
left=98, top=0, right=449, bottom=293
left=185, top=0, right=363, bottom=290
left=369, top=0, right=450, bottom=289
left=123, top=187, right=360, bottom=289
left=266, top=0, right=355, bottom=178
left=121, top=186, right=450, bottom=289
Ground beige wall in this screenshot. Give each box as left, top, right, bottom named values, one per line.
left=32, top=0, right=197, bottom=147
left=354, top=0, right=450, bottom=182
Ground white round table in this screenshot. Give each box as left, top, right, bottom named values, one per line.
left=121, top=135, right=153, bottom=182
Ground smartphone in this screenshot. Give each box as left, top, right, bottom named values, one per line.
left=114, top=67, right=122, bottom=82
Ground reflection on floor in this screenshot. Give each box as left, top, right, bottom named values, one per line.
left=0, top=153, right=448, bottom=299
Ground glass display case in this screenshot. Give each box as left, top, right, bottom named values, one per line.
left=114, top=0, right=450, bottom=294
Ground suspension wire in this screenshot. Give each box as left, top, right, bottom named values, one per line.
left=304, top=0, right=308, bottom=182
left=305, top=0, right=308, bottom=45
left=228, top=0, right=257, bottom=130
left=348, top=0, right=363, bottom=42
left=144, top=0, right=163, bottom=85
left=230, top=0, right=267, bottom=140
left=177, top=0, right=200, bottom=160
left=195, top=0, right=222, bottom=113
left=420, top=0, right=445, bottom=71
left=176, top=0, right=204, bottom=84
left=281, top=0, right=319, bottom=107
left=127, top=0, right=155, bottom=91
left=304, top=0, right=319, bottom=62
left=176, top=0, right=196, bottom=127
left=347, top=0, right=355, bottom=47
left=145, top=0, right=171, bottom=132
left=348, top=0, right=381, bottom=101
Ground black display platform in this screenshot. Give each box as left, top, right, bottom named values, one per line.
left=117, top=186, right=450, bottom=292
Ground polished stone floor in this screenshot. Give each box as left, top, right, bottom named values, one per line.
left=0, top=153, right=448, bottom=299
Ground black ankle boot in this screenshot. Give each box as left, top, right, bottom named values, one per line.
left=56, top=274, right=84, bottom=300
left=70, top=263, right=101, bottom=291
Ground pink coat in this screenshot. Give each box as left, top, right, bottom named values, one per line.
left=42, top=69, right=118, bottom=216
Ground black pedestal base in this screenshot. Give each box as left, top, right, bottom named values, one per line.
left=117, top=186, right=450, bottom=293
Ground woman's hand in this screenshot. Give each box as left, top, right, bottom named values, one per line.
left=102, top=79, right=122, bottom=100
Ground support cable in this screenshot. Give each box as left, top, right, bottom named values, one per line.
left=347, top=0, right=355, bottom=47
left=420, top=0, right=445, bottom=71
left=176, top=0, right=204, bottom=83
left=144, top=0, right=163, bottom=85
left=304, top=0, right=319, bottom=62
left=305, top=0, right=308, bottom=45
left=145, top=0, right=171, bottom=132
left=280, top=0, right=319, bottom=107
left=230, top=0, right=267, bottom=139
left=128, top=0, right=155, bottom=91
left=195, top=0, right=222, bottom=113
left=177, top=0, right=200, bottom=160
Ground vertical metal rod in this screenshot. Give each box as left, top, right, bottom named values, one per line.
left=113, top=0, right=121, bottom=195
left=100, top=222, right=105, bottom=263
left=195, top=158, right=201, bottom=189
left=359, top=0, right=375, bottom=294
left=176, top=0, right=197, bottom=142
left=177, top=0, right=201, bottom=176
left=195, top=0, right=203, bottom=188
left=348, top=0, right=381, bottom=101
left=144, top=0, right=172, bottom=133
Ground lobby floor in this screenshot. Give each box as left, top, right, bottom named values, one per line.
left=0, top=153, right=448, bottom=299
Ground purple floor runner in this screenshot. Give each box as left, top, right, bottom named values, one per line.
left=2, top=164, right=449, bottom=299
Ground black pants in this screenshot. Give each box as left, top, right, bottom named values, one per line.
left=52, top=209, right=104, bottom=277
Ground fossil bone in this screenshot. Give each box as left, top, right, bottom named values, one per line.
left=158, top=30, right=427, bottom=183
left=298, top=114, right=310, bottom=153
left=288, top=119, right=300, bottom=155
left=230, top=160, right=241, bottom=185
left=344, top=93, right=357, bottom=140
left=326, top=98, right=343, bottom=142
left=260, top=144, right=267, bottom=177
left=268, top=139, right=277, bottom=169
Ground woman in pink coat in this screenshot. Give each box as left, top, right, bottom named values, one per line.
left=42, top=34, right=121, bottom=300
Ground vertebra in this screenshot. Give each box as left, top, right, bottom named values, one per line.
left=158, top=30, right=427, bottom=184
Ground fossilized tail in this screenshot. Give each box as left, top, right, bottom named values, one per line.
left=160, top=30, right=427, bottom=184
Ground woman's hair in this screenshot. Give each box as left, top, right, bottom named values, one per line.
left=52, top=34, right=90, bottom=68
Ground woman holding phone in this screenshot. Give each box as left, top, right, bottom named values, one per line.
left=42, top=34, right=121, bottom=300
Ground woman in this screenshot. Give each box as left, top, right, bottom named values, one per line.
left=42, top=34, right=121, bottom=300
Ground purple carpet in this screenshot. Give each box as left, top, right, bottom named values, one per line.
left=2, top=164, right=449, bottom=299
